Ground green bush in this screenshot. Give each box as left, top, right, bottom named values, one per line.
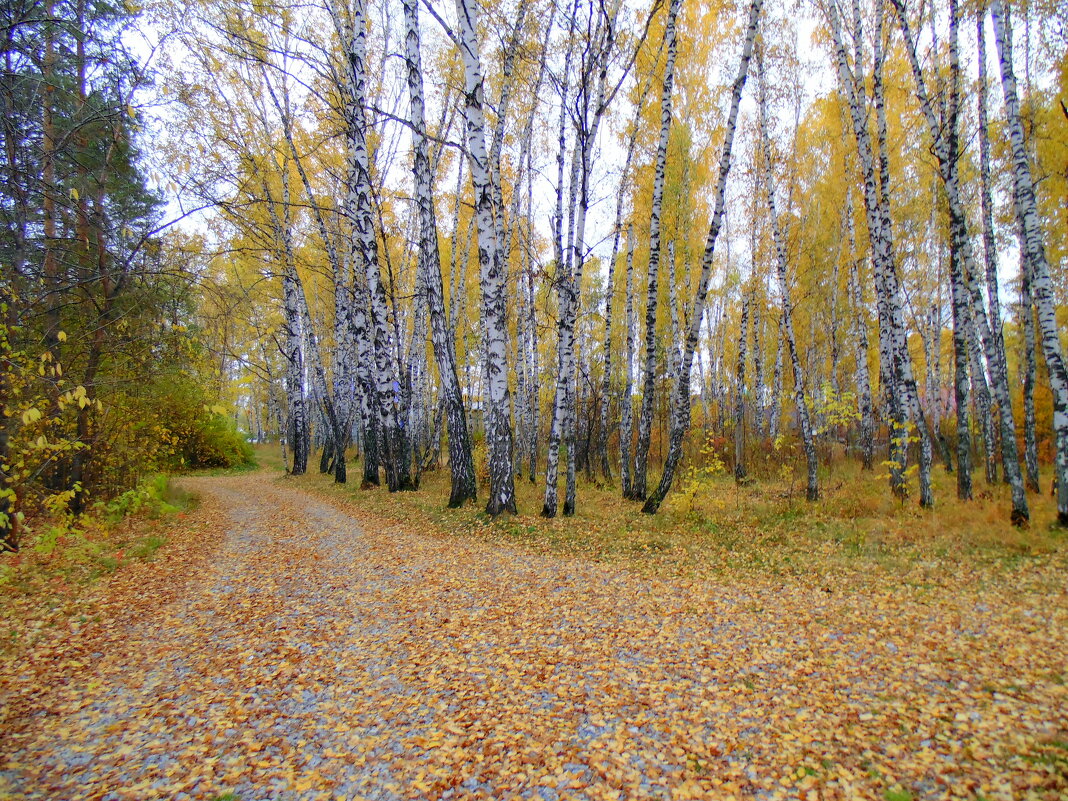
left=149, top=374, right=254, bottom=471
left=100, top=474, right=187, bottom=522
left=183, top=412, right=254, bottom=469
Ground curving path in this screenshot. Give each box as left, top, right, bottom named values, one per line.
left=1, top=474, right=1065, bottom=800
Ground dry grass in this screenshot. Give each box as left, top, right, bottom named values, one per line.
left=0, top=478, right=197, bottom=659
left=264, top=444, right=1067, bottom=592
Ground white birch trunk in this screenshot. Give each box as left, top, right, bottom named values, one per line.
left=456, top=0, right=518, bottom=515
left=347, top=0, right=412, bottom=492
left=632, top=0, right=684, bottom=502
left=894, top=0, right=1030, bottom=519
left=620, top=224, right=636, bottom=497
left=642, top=0, right=762, bottom=513
left=402, top=0, right=477, bottom=506
left=755, top=46, right=818, bottom=501
left=826, top=0, right=932, bottom=506
left=991, top=0, right=1068, bottom=524
left=734, top=286, right=750, bottom=482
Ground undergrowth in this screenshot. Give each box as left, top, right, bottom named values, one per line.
left=0, top=475, right=196, bottom=657
left=266, top=444, right=1068, bottom=591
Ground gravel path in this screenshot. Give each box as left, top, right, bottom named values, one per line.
left=1, top=474, right=1065, bottom=800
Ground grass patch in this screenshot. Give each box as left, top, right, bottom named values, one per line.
left=265, top=444, right=1067, bottom=592
left=0, top=475, right=197, bottom=658
left=184, top=457, right=259, bottom=478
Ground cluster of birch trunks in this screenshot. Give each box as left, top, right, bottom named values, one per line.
left=228, top=0, right=1065, bottom=526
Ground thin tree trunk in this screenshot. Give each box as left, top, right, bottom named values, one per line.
left=994, top=1, right=1064, bottom=518
left=620, top=224, right=636, bottom=497
left=827, top=0, right=933, bottom=506
left=403, top=0, right=477, bottom=506
left=755, top=45, right=818, bottom=501
left=455, top=0, right=518, bottom=515
left=847, top=242, right=875, bottom=470
left=752, top=289, right=765, bottom=437
left=596, top=78, right=653, bottom=481
left=642, top=0, right=763, bottom=513
left=923, top=305, right=954, bottom=473
left=541, top=11, right=578, bottom=516
left=769, top=313, right=783, bottom=441
left=261, top=68, right=353, bottom=485
left=1020, top=249, right=1041, bottom=492
left=632, top=0, right=684, bottom=502
left=734, top=287, right=750, bottom=482
left=894, top=0, right=1031, bottom=519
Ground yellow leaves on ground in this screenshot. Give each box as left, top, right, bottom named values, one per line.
left=0, top=472, right=1065, bottom=801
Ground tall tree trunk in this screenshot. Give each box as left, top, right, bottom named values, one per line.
left=347, top=0, right=412, bottom=492
left=455, top=0, right=518, bottom=515
left=642, top=0, right=762, bottom=513
left=1020, top=249, right=1041, bottom=492
left=632, top=0, right=684, bottom=502
left=352, top=276, right=381, bottom=486
left=827, top=0, right=933, bottom=507
left=734, top=287, right=750, bottom=482
left=596, top=78, right=652, bottom=482
left=847, top=242, right=875, bottom=470
left=262, top=69, right=351, bottom=485
left=976, top=0, right=1015, bottom=489
left=755, top=45, right=818, bottom=501
left=402, top=0, right=477, bottom=506
left=282, top=259, right=309, bottom=476
left=894, top=0, right=1032, bottom=519
left=769, top=313, right=783, bottom=441
left=541, top=11, right=578, bottom=516
left=620, top=224, right=636, bottom=497
left=923, top=305, right=954, bottom=473
left=545, top=4, right=620, bottom=516
left=994, top=0, right=1065, bottom=520
left=527, top=211, right=540, bottom=483
left=752, top=289, right=765, bottom=437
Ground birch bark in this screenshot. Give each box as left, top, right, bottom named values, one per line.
left=991, top=0, right=1067, bottom=523
left=755, top=46, right=818, bottom=501
left=642, top=0, right=763, bottom=513
left=456, top=0, right=518, bottom=515
left=402, top=0, right=477, bottom=506
left=734, top=287, right=750, bottom=483
left=620, top=224, right=636, bottom=497
left=597, top=73, right=654, bottom=482
left=847, top=249, right=875, bottom=470
left=1019, top=248, right=1041, bottom=492
left=893, top=0, right=1031, bottom=519
left=826, top=0, right=933, bottom=506
left=632, top=0, right=684, bottom=502
left=347, top=0, right=413, bottom=492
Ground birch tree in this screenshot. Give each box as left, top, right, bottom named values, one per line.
left=342, top=0, right=414, bottom=492
left=755, top=42, right=818, bottom=501
left=455, top=0, right=518, bottom=515
left=892, top=0, right=1029, bottom=520
left=825, top=0, right=933, bottom=508
left=631, top=0, right=683, bottom=502
left=733, top=285, right=750, bottom=483
left=989, top=0, right=1068, bottom=524
left=642, top=0, right=763, bottom=513
left=401, top=0, right=477, bottom=507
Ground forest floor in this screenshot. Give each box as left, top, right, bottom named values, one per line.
left=0, top=464, right=1066, bottom=801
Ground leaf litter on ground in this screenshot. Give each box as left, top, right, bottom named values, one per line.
left=0, top=471, right=1064, bottom=801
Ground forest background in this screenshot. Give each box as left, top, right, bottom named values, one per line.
left=1, top=0, right=1067, bottom=554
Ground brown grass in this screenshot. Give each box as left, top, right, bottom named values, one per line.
left=264, top=444, right=1067, bottom=593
